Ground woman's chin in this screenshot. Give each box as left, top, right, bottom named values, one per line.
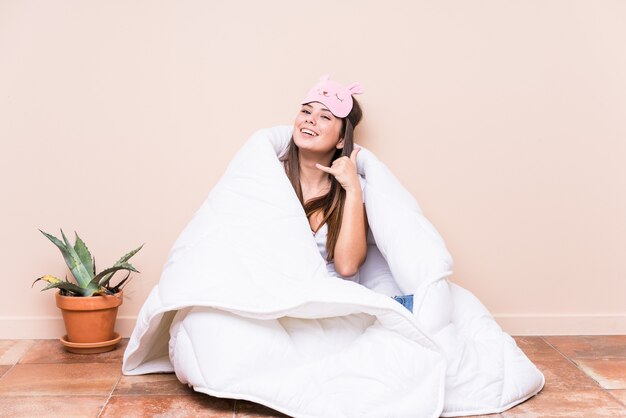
left=293, top=135, right=317, bottom=150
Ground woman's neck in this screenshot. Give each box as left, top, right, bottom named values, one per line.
left=298, top=152, right=333, bottom=189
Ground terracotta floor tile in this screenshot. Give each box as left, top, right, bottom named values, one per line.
left=101, top=394, right=235, bottom=418
left=113, top=373, right=194, bottom=395
left=0, top=363, right=121, bottom=396
left=513, top=336, right=564, bottom=362
left=544, top=336, right=626, bottom=360
left=19, top=338, right=128, bottom=364
left=0, top=337, right=625, bottom=417
left=513, top=336, right=548, bottom=353
left=532, top=356, right=600, bottom=392
left=0, top=340, right=36, bottom=365
left=576, top=358, right=626, bottom=389
left=0, top=395, right=105, bottom=418
left=233, top=400, right=501, bottom=417
left=235, top=400, right=290, bottom=417
left=501, top=389, right=626, bottom=417
left=608, top=390, right=626, bottom=407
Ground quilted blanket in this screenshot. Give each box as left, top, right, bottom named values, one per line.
left=122, top=125, right=544, bottom=417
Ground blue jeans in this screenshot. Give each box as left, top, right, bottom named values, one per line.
left=392, top=294, right=414, bottom=312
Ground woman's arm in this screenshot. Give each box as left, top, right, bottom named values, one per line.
left=315, top=148, right=368, bottom=278
left=333, top=193, right=367, bottom=277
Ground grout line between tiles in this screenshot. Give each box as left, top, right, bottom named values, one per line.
left=539, top=335, right=588, bottom=368
left=540, top=336, right=618, bottom=392
left=96, top=368, right=123, bottom=418
left=540, top=335, right=585, bottom=366
left=14, top=339, right=38, bottom=365
left=233, top=399, right=237, bottom=418
left=606, top=391, right=626, bottom=409
left=0, top=337, right=36, bottom=378
left=606, top=390, right=626, bottom=408
left=0, top=363, right=18, bottom=381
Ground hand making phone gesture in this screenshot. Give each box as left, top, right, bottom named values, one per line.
left=315, top=147, right=362, bottom=193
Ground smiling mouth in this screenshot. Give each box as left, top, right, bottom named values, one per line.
left=301, top=128, right=318, bottom=137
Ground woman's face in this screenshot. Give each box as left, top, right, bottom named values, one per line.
left=293, top=102, right=344, bottom=155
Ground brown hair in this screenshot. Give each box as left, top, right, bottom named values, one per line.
left=280, top=98, right=363, bottom=261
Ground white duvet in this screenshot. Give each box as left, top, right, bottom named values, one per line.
left=122, top=125, right=544, bottom=417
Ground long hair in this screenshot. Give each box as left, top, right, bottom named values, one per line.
left=280, top=98, right=363, bottom=261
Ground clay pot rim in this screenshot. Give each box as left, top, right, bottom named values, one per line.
left=55, top=290, right=123, bottom=311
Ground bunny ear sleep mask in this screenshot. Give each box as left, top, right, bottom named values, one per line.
left=301, top=74, right=364, bottom=118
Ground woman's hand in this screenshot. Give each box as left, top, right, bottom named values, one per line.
left=315, top=147, right=362, bottom=193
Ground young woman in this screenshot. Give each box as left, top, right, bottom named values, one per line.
left=279, top=75, right=368, bottom=281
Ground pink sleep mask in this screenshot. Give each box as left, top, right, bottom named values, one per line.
left=300, top=74, right=364, bottom=118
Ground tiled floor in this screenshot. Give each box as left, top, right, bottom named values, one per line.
left=0, top=336, right=625, bottom=417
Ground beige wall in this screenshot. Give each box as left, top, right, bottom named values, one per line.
left=1, top=1, right=625, bottom=338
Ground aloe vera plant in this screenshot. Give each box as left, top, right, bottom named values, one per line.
left=33, top=229, right=144, bottom=297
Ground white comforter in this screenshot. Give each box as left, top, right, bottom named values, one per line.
left=122, top=125, right=544, bottom=417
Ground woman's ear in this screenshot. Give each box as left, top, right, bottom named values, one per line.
left=336, top=138, right=345, bottom=149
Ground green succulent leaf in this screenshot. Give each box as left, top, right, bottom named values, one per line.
left=38, top=229, right=75, bottom=278
left=109, top=271, right=132, bottom=293
left=59, top=229, right=93, bottom=288
left=101, top=243, right=144, bottom=287
left=81, top=287, right=99, bottom=297
left=40, top=280, right=87, bottom=296
left=73, top=232, right=94, bottom=279
left=32, top=275, right=60, bottom=288
left=115, top=243, right=144, bottom=265
left=37, top=230, right=143, bottom=297
left=88, top=263, right=139, bottom=290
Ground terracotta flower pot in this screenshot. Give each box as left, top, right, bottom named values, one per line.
left=55, top=290, right=123, bottom=344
